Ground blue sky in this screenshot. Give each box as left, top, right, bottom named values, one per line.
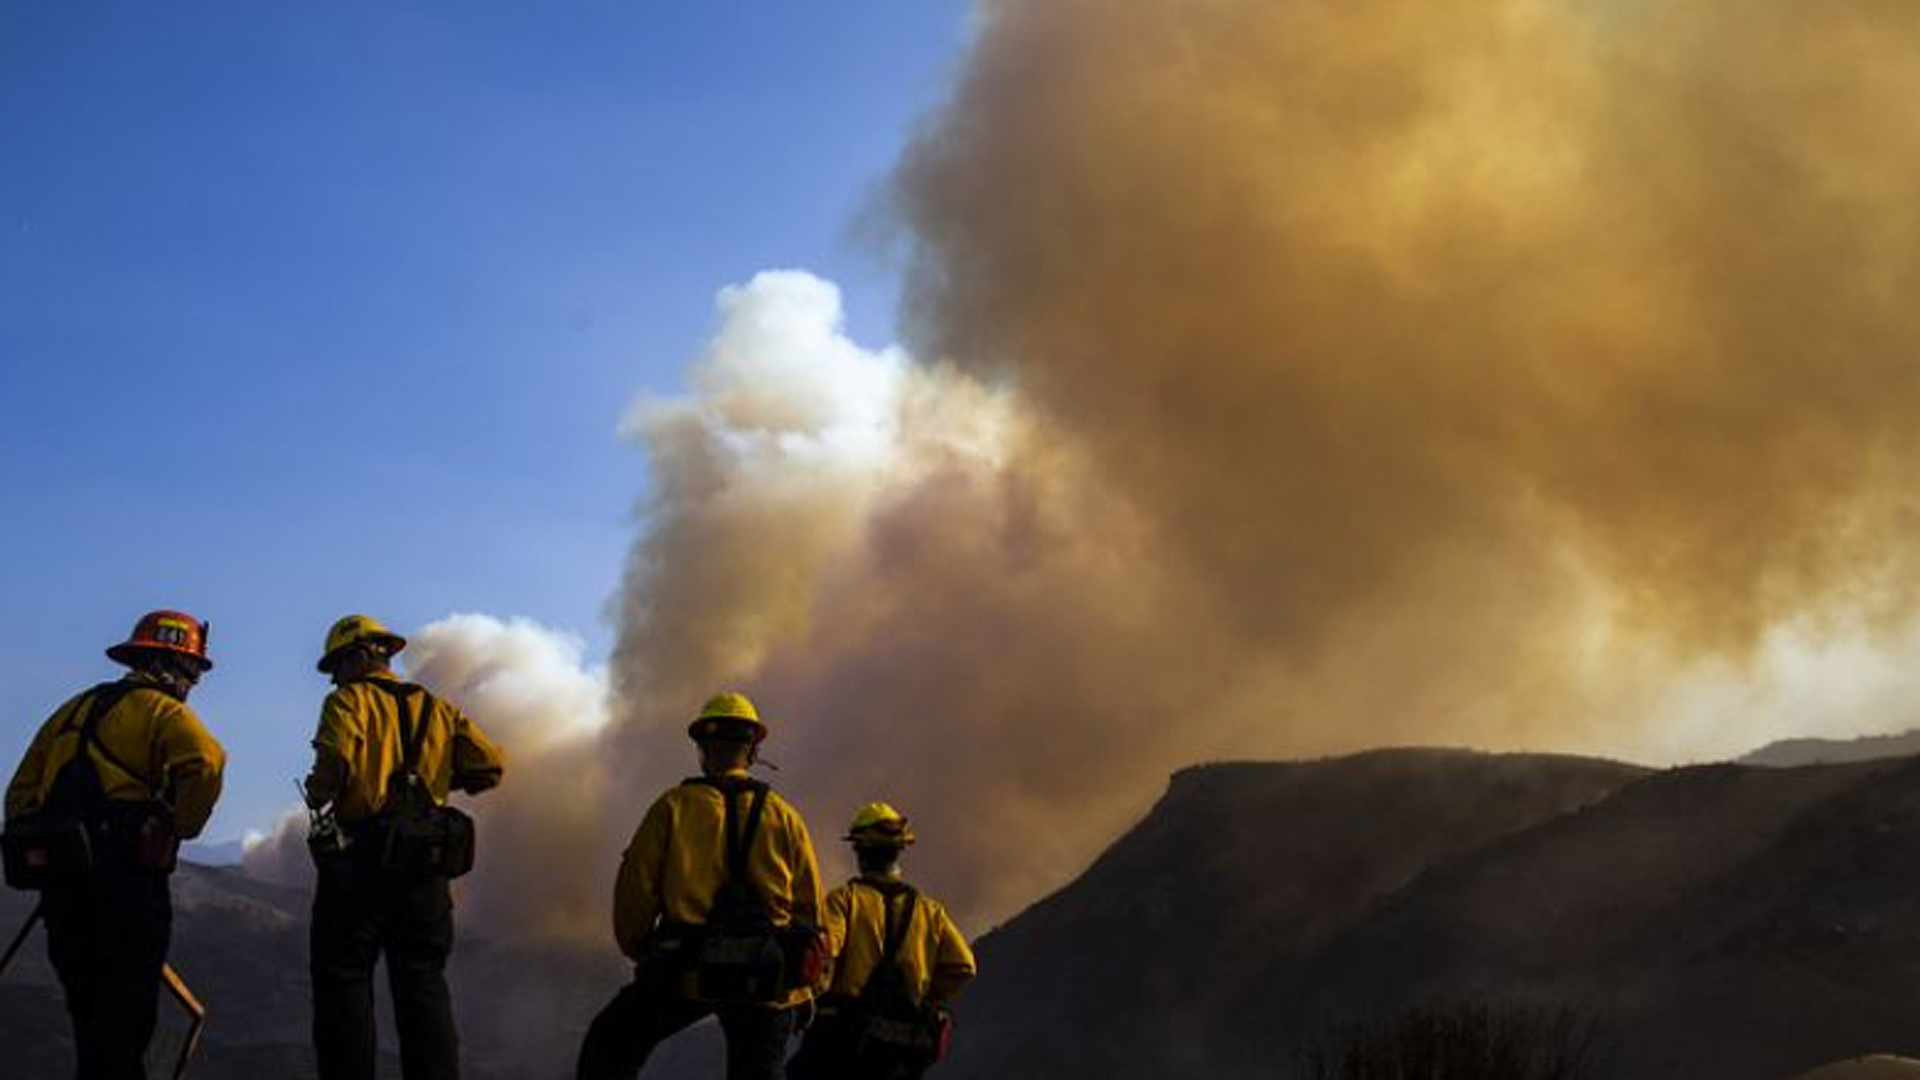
left=0, top=1, right=973, bottom=843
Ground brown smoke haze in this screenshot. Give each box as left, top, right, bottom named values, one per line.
left=901, top=0, right=1920, bottom=650
left=251, top=0, right=1920, bottom=939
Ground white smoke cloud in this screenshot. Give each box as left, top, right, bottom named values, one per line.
left=636, top=270, right=912, bottom=453
left=406, top=614, right=610, bottom=750
left=608, top=270, right=1017, bottom=723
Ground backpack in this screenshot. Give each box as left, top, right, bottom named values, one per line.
left=2, top=683, right=179, bottom=889
left=677, top=776, right=826, bottom=1003
left=365, top=681, right=475, bottom=879
left=845, top=880, right=954, bottom=1075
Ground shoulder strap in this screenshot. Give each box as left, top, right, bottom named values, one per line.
left=365, top=680, right=431, bottom=776
left=682, top=776, right=773, bottom=911
left=881, top=886, right=917, bottom=964
left=728, top=782, right=770, bottom=881
left=853, top=879, right=920, bottom=1000
left=64, top=682, right=148, bottom=797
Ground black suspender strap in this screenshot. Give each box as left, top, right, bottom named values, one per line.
left=365, top=680, right=432, bottom=784
left=881, top=887, right=918, bottom=964
left=726, top=781, right=770, bottom=881
left=64, top=682, right=147, bottom=800
left=852, top=877, right=920, bottom=1002
left=685, top=775, right=772, bottom=920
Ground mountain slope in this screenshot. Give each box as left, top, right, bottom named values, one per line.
left=1742, top=731, right=1920, bottom=767
left=944, top=751, right=1920, bottom=1080
left=942, top=749, right=1648, bottom=1080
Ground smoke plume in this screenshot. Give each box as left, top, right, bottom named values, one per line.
left=603, top=0, right=1920, bottom=929
left=248, top=0, right=1920, bottom=937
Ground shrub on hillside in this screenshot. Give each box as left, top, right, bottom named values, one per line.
left=1299, top=1000, right=1600, bottom=1080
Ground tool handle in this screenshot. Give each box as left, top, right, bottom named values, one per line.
left=0, top=900, right=43, bottom=980
left=162, top=962, right=208, bottom=1080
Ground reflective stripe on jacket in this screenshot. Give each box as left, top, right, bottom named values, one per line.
left=820, top=874, right=976, bottom=1005
left=304, top=671, right=504, bottom=823
left=612, top=770, right=825, bottom=996
left=4, top=677, right=226, bottom=839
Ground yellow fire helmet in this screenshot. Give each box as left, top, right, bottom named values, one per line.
left=317, top=614, right=407, bottom=673
left=688, top=690, right=769, bottom=743
left=846, top=802, right=916, bottom=847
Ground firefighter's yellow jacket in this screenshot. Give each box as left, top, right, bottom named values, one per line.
left=612, top=769, right=825, bottom=1005
left=4, top=676, right=226, bottom=839
left=818, top=873, right=976, bottom=1006
left=304, top=671, right=504, bottom=823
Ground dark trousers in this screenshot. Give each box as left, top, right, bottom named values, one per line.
left=310, top=854, right=458, bottom=1080
left=43, top=864, right=172, bottom=1080
left=785, top=1008, right=931, bottom=1080
left=577, top=970, right=796, bottom=1080
left=784, top=1012, right=857, bottom=1080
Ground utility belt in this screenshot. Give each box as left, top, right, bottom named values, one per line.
left=3, top=799, right=180, bottom=889
left=825, top=991, right=952, bottom=1068
left=818, top=991, right=954, bottom=1071
left=644, top=919, right=826, bottom=1004
left=313, top=803, right=475, bottom=879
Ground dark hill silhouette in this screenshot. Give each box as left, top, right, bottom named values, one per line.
left=943, top=749, right=1648, bottom=1079
left=1742, top=730, right=1920, bottom=767
left=944, top=751, right=1920, bottom=1080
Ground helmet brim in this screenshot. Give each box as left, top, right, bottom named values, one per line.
left=108, top=643, right=214, bottom=673
left=852, top=822, right=917, bottom=849
left=845, top=829, right=915, bottom=848
left=688, top=716, right=768, bottom=743
left=316, top=632, right=406, bottom=673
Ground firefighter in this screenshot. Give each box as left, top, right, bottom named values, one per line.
left=577, top=691, right=825, bottom=1080
left=786, top=803, right=976, bottom=1080
left=3, top=609, right=226, bottom=1080
left=304, top=614, right=504, bottom=1080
